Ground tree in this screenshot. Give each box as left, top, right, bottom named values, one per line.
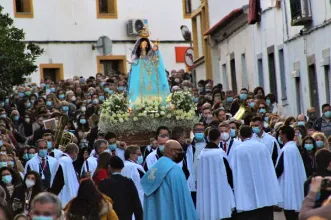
left=0, top=5, right=43, bottom=95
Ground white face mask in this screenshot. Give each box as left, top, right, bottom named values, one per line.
left=25, top=118, right=30, bottom=123
left=71, top=96, right=76, bottom=101
left=25, top=179, right=35, bottom=188
left=221, top=132, right=230, bottom=141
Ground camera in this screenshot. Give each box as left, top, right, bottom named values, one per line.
left=321, top=178, right=331, bottom=189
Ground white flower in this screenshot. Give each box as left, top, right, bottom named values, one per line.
left=160, top=111, right=165, bottom=116
left=176, top=116, right=180, bottom=120
left=167, top=114, right=172, bottom=118
left=133, top=117, right=138, bottom=121
left=155, top=113, right=160, bottom=118
left=119, top=118, right=124, bottom=123
left=161, top=106, right=166, bottom=111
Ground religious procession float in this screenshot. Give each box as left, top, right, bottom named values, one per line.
left=99, top=27, right=198, bottom=145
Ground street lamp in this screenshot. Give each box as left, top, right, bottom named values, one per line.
left=180, top=25, right=192, bottom=47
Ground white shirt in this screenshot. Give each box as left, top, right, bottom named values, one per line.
left=252, top=132, right=280, bottom=156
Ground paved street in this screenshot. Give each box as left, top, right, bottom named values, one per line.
left=274, top=211, right=286, bottom=220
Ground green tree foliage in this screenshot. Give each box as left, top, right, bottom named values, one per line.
left=0, top=5, right=43, bottom=94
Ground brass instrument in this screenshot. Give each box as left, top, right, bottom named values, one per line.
left=54, top=114, right=74, bottom=149
left=233, top=105, right=249, bottom=120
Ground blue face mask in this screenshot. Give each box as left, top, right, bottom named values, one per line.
left=239, top=93, right=247, bottom=101
left=265, top=116, right=269, bottom=122
left=2, top=175, right=12, bottom=185
left=39, top=149, right=48, bottom=158
left=28, top=153, right=35, bottom=159
left=47, top=141, right=53, bottom=149
left=5, top=99, right=9, bottom=104
left=325, top=111, right=331, bottom=118
left=34, top=93, right=39, bottom=98
left=27, top=103, right=31, bottom=108
left=23, top=153, right=29, bottom=160
left=80, top=119, right=87, bottom=125
left=249, top=102, right=255, bottom=108
left=32, top=216, right=53, bottom=220
left=159, top=145, right=165, bottom=153
left=194, top=133, right=204, bottom=141
left=46, top=101, right=52, bottom=107
left=259, top=108, right=267, bottom=113
left=93, top=99, right=99, bottom=105
left=87, top=99, right=92, bottom=104
left=99, top=96, right=105, bottom=101
left=316, top=140, right=324, bottom=148
left=193, top=97, right=199, bottom=103
left=304, top=144, right=314, bottom=151
left=0, top=141, right=3, bottom=146
left=58, top=94, right=65, bottom=99
left=62, top=106, right=69, bottom=112
left=226, top=97, right=233, bottom=103
left=0, top=114, right=6, bottom=119
left=230, top=129, right=236, bottom=138
left=297, top=121, right=305, bottom=126
left=50, top=88, right=56, bottom=93
left=109, top=144, right=117, bottom=151
left=100, top=82, right=105, bottom=87
left=137, top=156, right=144, bottom=164
left=266, top=99, right=271, bottom=105
left=104, top=87, right=109, bottom=92
left=107, top=90, right=114, bottom=95
left=117, top=86, right=126, bottom=92
left=0, top=102, right=4, bottom=107
left=25, top=91, right=31, bottom=96
left=0, top=162, right=7, bottom=168
left=9, top=161, right=14, bottom=167
left=13, top=116, right=19, bottom=121
left=252, top=127, right=261, bottom=134
left=278, top=136, right=283, bottom=145
left=18, top=92, right=24, bottom=98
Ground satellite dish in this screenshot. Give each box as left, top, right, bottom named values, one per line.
left=96, top=36, right=112, bottom=56
left=180, top=25, right=191, bottom=42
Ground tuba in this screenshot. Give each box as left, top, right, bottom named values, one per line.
left=233, top=104, right=249, bottom=120
left=54, top=114, right=74, bottom=149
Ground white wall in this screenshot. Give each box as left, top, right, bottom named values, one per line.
left=2, top=0, right=191, bottom=80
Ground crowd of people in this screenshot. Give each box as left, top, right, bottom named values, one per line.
left=0, top=70, right=330, bottom=220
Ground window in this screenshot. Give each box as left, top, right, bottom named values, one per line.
left=97, top=0, right=117, bottom=19
left=295, top=77, right=303, bottom=114
left=40, top=64, right=64, bottom=82
left=183, top=0, right=192, bottom=18
left=222, top=64, right=228, bottom=90
left=279, top=49, right=287, bottom=100
left=14, top=0, right=33, bottom=18
left=308, top=64, right=320, bottom=116
left=257, top=58, right=264, bottom=87
left=241, top=54, right=248, bottom=89
left=97, top=56, right=127, bottom=76
left=289, top=0, right=312, bottom=26
left=324, top=65, right=331, bottom=104
left=230, top=58, right=238, bottom=95
left=268, top=50, right=278, bottom=101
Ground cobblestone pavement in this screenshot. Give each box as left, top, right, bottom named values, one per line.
left=274, top=211, right=286, bottom=220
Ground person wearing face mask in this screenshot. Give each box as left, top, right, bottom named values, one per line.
left=49, top=143, right=79, bottom=208
left=219, top=122, right=242, bottom=160
left=197, top=128, right=235, bottom=220
left=81, top=140, right=108, bottom=178
left=275, top=126, right=307, bottom=220
left=30, top=192, right=64, bottom=220
left=231, top=126, right=282, bottom=220
left=25, top=139, right=58, bottom=191
left=301, top=137, right=317, bottom=177
left=92, top=152, right=111, bottom=186
left=251, top=116, right=281, bottom=165
left=144, top=134, right=169, bottom=171
left=230, top=88, right=248, bottom=116
left=42, top=133, right=63, bottom=160
left=312, top=132, right=329, bottom=150
left=122, top=146, right=146, bottom=205
left=0, top=167, right=22, bottom=207
left=191, top=123, right=207, bottom=184
left=141, top=140, right=197, bottom=220
left=11, top=171, right=42, bottom=216
left=313, top=104, right=331, bottom=138
left=307, top=107, right=318, bottom=123
left=297, top=114, right=307, bottom=127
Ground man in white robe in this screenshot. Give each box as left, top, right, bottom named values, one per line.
left=276, top=125, right=307, bottom=220
left=144, top=134, right=169, bottom=170
left=121, top=146, right=145, bottom=206
left=218, top=122, right=241, bottom=164
left=43, top=133, right=63, bottom=159
left=81, top=139, right=108, bottom=178
left=25, top=139, right=58, bottom=190
left=49, top=143, right=79, bottom=208
left=197, top=128, right=235, bottom=220
left=251, top=116, right=280, bottom=165
left=231, top=125, right=283, bottom=220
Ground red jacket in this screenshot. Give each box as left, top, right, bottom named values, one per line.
left=93, top=168, right=109, bottom=186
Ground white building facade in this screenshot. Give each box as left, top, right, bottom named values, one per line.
left=205, top=0, right=331, bottom=116
left=2, top=0, right=191, bottom=82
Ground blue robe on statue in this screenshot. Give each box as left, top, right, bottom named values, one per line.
left=141, top=156, right=197, bottom=220
left=127, top=39, right=170, bottom=108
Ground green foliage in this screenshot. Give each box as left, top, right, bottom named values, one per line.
left=0, top=5, right=43, bottom=95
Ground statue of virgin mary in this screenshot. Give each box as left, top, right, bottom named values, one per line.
left=127, top=27, right=170, bottom=108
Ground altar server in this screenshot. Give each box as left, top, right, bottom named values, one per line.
left=191, top=123, right=207, bottom=180
left=25, top=139, right=58, bottom=191
left=49, top=143, right=79, bottom=208
left=276, top=126, right=307, bottom=220
left=197, top=128, right=235, bottom=220
left=122, top=146, right=145, bottom=205
left=81, top=140, right=108, bottom=178
left=43, top=133, right=63, bottom=160
left=251, top=116, right=280, bottom=165
left=144, top=134, right=169, bottom=170
left=231, top=125, right=283, bottom=220
left=141, top=140, right=198, bottom=220
left=218, top=122, right=241, bottom=161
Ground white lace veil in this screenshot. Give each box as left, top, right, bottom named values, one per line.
left=131, top=37, right=155, bottom=60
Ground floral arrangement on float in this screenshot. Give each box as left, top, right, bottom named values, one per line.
left=99, top=91, right=199, bottom=138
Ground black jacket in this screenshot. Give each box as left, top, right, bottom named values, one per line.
left=99, top=174, right=143, bottom=220
left=11, top=184, right=41, bottom=216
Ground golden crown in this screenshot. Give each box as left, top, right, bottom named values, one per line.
left=138, top=27, right=150, bottom=38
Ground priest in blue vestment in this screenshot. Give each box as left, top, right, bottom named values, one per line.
left=141, top=140, right=197, bottom=220
left=127, top=27, right=170, bottom=108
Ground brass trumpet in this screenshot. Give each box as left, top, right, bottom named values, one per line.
left=233, top=105, right=249, bottom=120
left=54, top=114, right=74, bottom=149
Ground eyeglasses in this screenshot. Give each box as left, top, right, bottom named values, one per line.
left=259, top=107, right=266, bottom=109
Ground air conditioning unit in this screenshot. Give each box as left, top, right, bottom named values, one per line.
left=127, top=19, right=148, bottom=36
left=289, top=0, right=312, bottom=26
